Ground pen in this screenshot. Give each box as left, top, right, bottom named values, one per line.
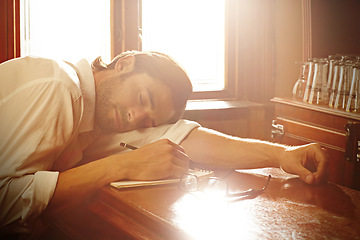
left=120, top=142, right=138, bottom=150
left=120, top=142, right=218, bottom=173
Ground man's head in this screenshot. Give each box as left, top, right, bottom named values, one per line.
left=92, top=51, right=193, bottom=132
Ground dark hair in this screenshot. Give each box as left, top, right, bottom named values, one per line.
left=92, top=51, right=193, bottom=123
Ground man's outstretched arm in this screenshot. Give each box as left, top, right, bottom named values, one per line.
left=180, top=127, right=328, bottom=185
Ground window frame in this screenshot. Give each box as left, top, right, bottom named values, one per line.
left=113, top=0, right=237, bottom=100
left=0, top=0, right=20, bottom=63
left=5, top=0, right=276, bottom=104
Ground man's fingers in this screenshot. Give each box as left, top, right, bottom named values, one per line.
left=173, top=148, right=190, bottom=167
left=170, top=165, right=188, bottom=178
left=141, top=139, right=190, bottom=171
left=309, top=146, right=328, bottom=184
left=312, top=157, right=328, bottom=184
left=153, top=139, right=186, bottom=153
left=155, top=139, right=190, bottom=168
left=295, top=165, right=315, bottom=184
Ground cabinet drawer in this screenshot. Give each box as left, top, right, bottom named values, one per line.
left=273, top=117, right=346, bottom=150
left=271, top=97, right=360, bottom=189
left=271, top=117, right=351, bottom=186
left=274, top=103, right=352, bottom=133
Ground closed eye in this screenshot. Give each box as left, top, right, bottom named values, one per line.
left=139, top=89, right=154, bottom=110
left=147, top=88, right=154, bottom=110
left=139, top=93, right=144, bottom=106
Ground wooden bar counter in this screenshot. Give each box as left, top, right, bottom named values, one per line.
left=48, top=168, right=360, bottom=240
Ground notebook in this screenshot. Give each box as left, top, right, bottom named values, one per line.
left=110, top=169, right=214, bottom=189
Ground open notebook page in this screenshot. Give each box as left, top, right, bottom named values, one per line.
left=111, top=169, right=214, bottom=189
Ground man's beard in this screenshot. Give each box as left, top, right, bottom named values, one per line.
left=94, top=77, right=128, bottom=132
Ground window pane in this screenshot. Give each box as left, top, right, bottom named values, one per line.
left=141, top=0, right=225, bottom=92
left=20, top=0, right=111, bottom=63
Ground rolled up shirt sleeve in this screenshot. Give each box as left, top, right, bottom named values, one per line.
left=21, top=171, right=59, bottom=222
left=0, top=171, right=59, bottom=227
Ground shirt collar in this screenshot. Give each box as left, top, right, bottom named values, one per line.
left=71, top=59, right=96, bottom=133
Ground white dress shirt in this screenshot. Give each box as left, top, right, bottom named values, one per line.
left=0, top=56, right=93, bottom=230
left=0, top=56, right=199, bottom=232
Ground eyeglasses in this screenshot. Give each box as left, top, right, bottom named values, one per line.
left=179, top=174, right=271, bottom=198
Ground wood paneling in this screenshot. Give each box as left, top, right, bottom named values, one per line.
left=0, top=0, right=20, bottom=63
left=184, top=100, right=266, bottom=139
left=303, top=0, right=360, bottom=60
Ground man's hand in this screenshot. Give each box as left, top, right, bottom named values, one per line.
left=279, top=143, right=328, bottom=184
left=44, top=139, right=189, bottom=220
left=121, top=139, right=190, bottom=181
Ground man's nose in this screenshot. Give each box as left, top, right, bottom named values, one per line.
left=127, top=107, right=151, bottom=127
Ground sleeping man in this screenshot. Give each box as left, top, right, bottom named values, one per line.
left=0, top=51, right=327, bottom=236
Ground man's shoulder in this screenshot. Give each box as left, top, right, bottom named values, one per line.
left=1, top=56, right=63, bottom=76
left=1, top=56, right=82, bottom=97
left=4, top=55, right=57, bottom=65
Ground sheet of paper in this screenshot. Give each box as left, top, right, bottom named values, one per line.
left=110, top=169, right=214, bottom=189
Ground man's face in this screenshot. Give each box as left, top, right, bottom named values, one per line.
left=95, top=72, right=175, bottom=133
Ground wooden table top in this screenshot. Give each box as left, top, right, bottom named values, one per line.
left=54, top=168, right=360, bottom=240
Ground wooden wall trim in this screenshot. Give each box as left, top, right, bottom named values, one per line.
left=302, top=0, right=360, bottom=58
left=0, top=0, right=20, bottom=63
left=302, top=0, right=312, bottom=61
left=113, top=0, right=140, bottom=55
left=236, top=0, right=276, bottom=103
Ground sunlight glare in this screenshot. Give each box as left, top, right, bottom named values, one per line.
left=172, top=192, right=257, bottom=240
left=20, top=0, right=110, bottom=63
left=142, top=0, right=225, bottom=91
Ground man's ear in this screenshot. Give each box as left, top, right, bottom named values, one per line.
left=114, top=55, right=135, bottom=74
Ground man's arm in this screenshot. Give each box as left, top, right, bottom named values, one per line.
left=42, top=139, right=189, bottom=221
left=180, top=127, right=328, bottom=184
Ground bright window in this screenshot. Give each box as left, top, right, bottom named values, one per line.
left=141, top=0, right=225, bottom=92
left=20, top=0, right=111, bottom=63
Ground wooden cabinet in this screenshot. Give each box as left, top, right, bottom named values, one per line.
left=271, top=97, right=360, bottom=190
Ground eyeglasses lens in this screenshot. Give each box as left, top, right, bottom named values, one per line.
left=204, top=177, right=227, bottom=195
left=180, top=174, right=198, bottom=192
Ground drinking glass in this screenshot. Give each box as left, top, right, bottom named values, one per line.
left=308, top=58, right=329, bottom=105
left=292, top=63, right=308, bottom=101
left=346, top=65, right=360, bottom=112
left=334, top=62, right=353, bottom=109
left=303, top=59, right=314, bottom=102
left=329, top=60, right=341, bottom=107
